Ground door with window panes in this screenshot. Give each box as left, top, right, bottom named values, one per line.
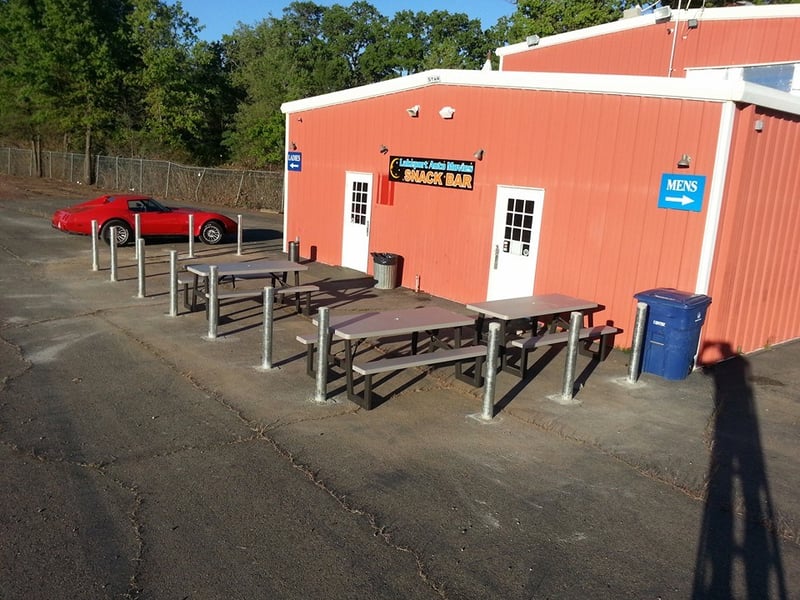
left=341, top=172, right=373, bottom=273
left=486, top=186, right=544, bottom=300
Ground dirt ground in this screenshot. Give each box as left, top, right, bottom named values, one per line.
left=0, top=174, right=108, bottom=202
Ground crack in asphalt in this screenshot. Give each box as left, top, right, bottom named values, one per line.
left=0, top=241, right=25, bottom=261
left=507, top=407, right=709, bottom=498
left=254, top=431, right=449, bottom=598
left=97, top=314, right=453, bottom=598
left=0, top=438, right=145, bottom=599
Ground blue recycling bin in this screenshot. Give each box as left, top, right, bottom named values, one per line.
left=633, top=288, right=712, bottom=380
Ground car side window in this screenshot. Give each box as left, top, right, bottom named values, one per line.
left=129, top=200, right=146, bottom=212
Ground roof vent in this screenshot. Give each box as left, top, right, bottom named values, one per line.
left=623, top=5, right=643, bottom=18
left=653, top=6, right=672, bottom=22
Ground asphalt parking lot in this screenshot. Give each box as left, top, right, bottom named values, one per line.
left=1, top=177, right=798, bottom=599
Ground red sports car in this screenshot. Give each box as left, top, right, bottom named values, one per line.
left=52, top=194, right=238, bottom=246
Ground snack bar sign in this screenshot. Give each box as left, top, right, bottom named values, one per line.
left=388, top=156, right=475, bottom=191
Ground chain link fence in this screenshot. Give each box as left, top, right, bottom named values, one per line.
left=0, top=147, right=284, bottom=212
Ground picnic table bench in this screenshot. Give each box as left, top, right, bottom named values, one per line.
left=510, top=325, right=621, bottom=377
left=304, top=307, right=484, bottom=409
left=352, top=345, right=487, bottom=409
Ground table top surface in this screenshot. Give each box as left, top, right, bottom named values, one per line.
left=465, top=293, right=598, bottom=321
left=315, top=306, right=475, bottom=340
left=186, top=259, right=308, bottom=277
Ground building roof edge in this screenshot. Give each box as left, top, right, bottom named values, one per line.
left=495, top=4, right=800, bottom=58
left=280, top=70, right=800, bottom=117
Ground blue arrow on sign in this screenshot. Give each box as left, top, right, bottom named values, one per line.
left=287, top=152, right=302, bottom=172
left=658, top=173, right=705, bottom=212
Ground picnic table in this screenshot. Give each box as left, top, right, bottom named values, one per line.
left=466, top=293, right=599, bottom=375
left=312, top=306, right=486, bottom=409
left=184, top=259, right=309, bottom=313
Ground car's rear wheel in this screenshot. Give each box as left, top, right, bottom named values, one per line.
left=200, top=220, right=224, bottom=245
left=100, top=220, right=132, bottom=246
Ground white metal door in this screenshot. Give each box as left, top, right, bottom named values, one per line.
left=486, top=186, right=544, bottom=300
left=341, top=172, right=373, bottom=273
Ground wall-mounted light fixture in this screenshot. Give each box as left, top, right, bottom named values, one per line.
left=687, top=18, right=699, bottom=29
left=290, top=142, right=297, bottom=151
left=439, top=106, right=455, bottom=119
left=406, top=105, right=420, bottom=117
left=379, top=145, right=389, bottom=154
left=473, top=148, right=485, bottom=161
left=526, top=34, right=540, bottom=47
left=754, top=119, right=765, bottom=132
left=677, top=153, right=691, bottom=168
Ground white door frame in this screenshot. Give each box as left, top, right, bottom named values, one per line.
left=486, top=185, right=545, bottom=300
left=341, top=171, right=373, bottom=273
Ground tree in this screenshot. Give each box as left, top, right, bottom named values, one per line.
left=0, top=0, right=129, bottom=181
left=320, top=1, right=390, bottom=86
left=384, top=9, right=488, bottom=75
left=42, top=0, right=130, bottom=181
left=222, top=18, right=295, bottom=167
left=497, top=0, right=622, bottom=44
left=123, top=0, right=210, bottom=161
left=223, top=1, right=389, bottom=166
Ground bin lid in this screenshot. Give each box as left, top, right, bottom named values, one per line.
left=634, top=287, right=712, bottom=308
left=371, top=252, right=399, bottom=265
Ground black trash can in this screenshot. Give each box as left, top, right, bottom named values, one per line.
left=633, top=288, right=712, bottom=380
left=371, top=252, right=399, bottom=289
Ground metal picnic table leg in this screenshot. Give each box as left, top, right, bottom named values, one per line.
left=344, top=339, right=356, bottom=400
left=453, top=326, right=464, bottom=379
left=474, top=314, right=486, bottom=344
left=496, top=319, right=510, bottom=372
left=190, top=273, right=201, bottom=311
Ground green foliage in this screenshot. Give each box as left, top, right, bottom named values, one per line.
left=122, top=0, right=228, bottom=162
left=384, top=9, right=489, bottom=75
left=222, top=2, right=494, bottom=166
left=0, top=0, right=624, bottom=167
left=501, top=0, right=621, bottom=42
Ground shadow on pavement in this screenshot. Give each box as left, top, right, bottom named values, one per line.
left=692, top=341, right=788, bottom=599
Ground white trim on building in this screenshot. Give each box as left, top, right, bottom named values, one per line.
left=281, top=69, right=800, bottom=118
left=495, top=4, right=800, bottom=60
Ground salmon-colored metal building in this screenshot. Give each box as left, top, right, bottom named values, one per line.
left=281, top=4, right=800, bottom=364
left=498, top=4, right=800, bottom=79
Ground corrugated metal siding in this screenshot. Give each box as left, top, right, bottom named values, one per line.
left=503, top=27, right=675, bottom=76
left=528, top=92, right=720, bottom=346
left=287, top=87, right=500, bottom=299
left=502, top=18, right=800, bottom=77
left=700, top=106, right=800, bottom=362
left=286, top=85, right=723, bottom=349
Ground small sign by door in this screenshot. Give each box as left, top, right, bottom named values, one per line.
left=288, top=152, right=302, bottom=172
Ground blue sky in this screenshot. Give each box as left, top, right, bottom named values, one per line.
left=174, top=1, right=516, bottom=42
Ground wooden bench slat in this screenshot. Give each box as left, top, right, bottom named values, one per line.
left=510, top=325, right=620, bottom=350
left=205, top=290, right=263, bottom=301
left=351, top=345, right=487, bottom=409
left=508, top=325, right=621, bottom=378
left=277, top=284, right=319, bottom=316
left=279, top=284, right=319, bottom=294
left=353, top=346, right=487, bottom=375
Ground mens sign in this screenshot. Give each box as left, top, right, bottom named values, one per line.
left=658, top=173, right=706, bottom=212
left=388, top=156, right=475, bottom=190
